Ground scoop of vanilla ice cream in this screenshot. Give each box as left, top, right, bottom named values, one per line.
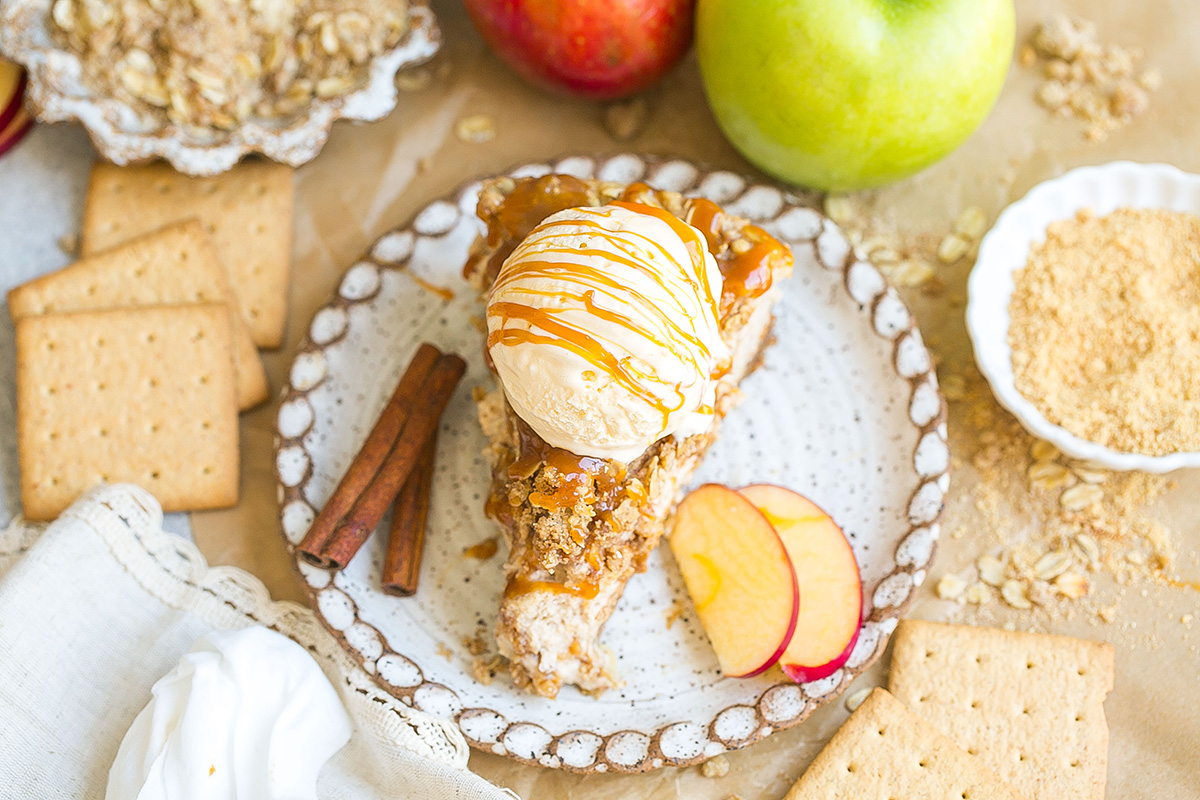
left=486, top=203, right=729, bottom=462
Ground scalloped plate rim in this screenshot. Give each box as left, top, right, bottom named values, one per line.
left=275, top=152, right=948, bottom=773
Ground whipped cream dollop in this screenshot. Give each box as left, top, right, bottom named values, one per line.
left=106, top=626, right=352, bottom=800
left=486, top=203, right=729, bottom=462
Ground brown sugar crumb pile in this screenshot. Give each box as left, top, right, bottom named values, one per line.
left=1019, top=14, right=1160, bottom=141
left=1009, top=208, right=1200, bottom=457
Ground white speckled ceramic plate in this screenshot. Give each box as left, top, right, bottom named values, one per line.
left=968, top=161, right=1200, bottom=473
left=275, top=154, right=948, bottom=773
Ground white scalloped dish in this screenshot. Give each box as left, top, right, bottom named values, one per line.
left=275, top=154, right=949, bottom=773
left=968, top=161, right=1200, bottom=473
left=0, top=0, right=440, bottom=175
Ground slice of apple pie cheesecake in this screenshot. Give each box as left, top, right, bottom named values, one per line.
left=464, top=174, right=793, bottom=697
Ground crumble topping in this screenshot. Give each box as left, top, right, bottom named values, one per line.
left=1009, top=208, right=1200, bottom=456
left=1021, top=13, right=1159, bottom=141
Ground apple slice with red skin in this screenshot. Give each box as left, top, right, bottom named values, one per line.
left=0, top=106, right=32, bottom=160
left=670, top=484, right=799, bottom=678
left=740, top=484, right=862, bottom=684
left=0, top=62, right=26, bottom=135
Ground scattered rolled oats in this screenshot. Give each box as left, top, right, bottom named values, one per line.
left=953, top=207, right=988, bottom=240
left=844, top=686, right=872, bottom=712
left=701, top=755, right=730, bottom=779
left=823, top=195, right=856, bottom=226
left=1071, top=464, right=1109, bottom=484
left=869, top=246, right=901, bottom=264
left=1001, top=579, right=1033, bottom=610
left=936, top=233, right=971, bottom=263
left=1055, top=571, right=1089, bottom=599
left=963, top=582, right=993, bottom=605
left=603, top=96, right=650, bottom=141
left=1030, top=439, right=1060, bottom=462
left=1060, top=483, right=1104, bottom=512
left=1034, top=549, right=1071, bottom=580
left=1125, top=550, right=1147, bottom=566
left=977, top=555, right=1007, bottom=587
left=1073, top=533, right=1101, bottom=565
left=936, top=573, right=967, bottom=600
left=885, top=258, right=936, bottom=288
left=1028, top=460, right=1074, bottom=490
left=455, top=114, right=496, bottom=144
left=395, top=67, right=434, bottom=92
left=940, top=373, right=966, bottom=402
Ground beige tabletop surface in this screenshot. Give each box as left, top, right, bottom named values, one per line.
left=183, top=1, right=1200, bottom=797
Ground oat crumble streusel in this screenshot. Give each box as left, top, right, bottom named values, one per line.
left=51, top=0, right=410, bottom=131
left=1021, top=13, right=1159, bottom=141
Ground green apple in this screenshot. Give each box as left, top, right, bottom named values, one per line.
left=696, top=0, right=1014, bottom=191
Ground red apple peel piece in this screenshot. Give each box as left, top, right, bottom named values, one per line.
left=740, top=484, right=863, bottom=684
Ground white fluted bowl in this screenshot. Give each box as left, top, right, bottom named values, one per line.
left=967, top=161, right=1200, bottom=473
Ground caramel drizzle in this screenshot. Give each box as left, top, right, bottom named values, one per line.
left=488, top=302, right=689, bottom=422
left=487, top=204, right=723, bottom=430
left=611, top=200, right=722, bottom=324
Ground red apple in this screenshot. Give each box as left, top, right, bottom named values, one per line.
left=462, top=0, right=695, bottom=100
left=669, top=484, right=798, bottom=677
left=740, top=485, right=863, bottom=684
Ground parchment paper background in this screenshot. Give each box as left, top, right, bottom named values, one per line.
left=0, top=1, right=1196, bottom=797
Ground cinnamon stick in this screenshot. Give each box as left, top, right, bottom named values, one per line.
left=297, top=343, right=441, bottom=569
left=315, top=352, right=467, bottom=570
left=381, top=432, right=437, bottom=596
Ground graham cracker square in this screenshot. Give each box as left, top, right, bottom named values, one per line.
left=16, top=304, right=240, bottom=520
left=888, top=619, right=1114, bottom=800
left=81, top=160, right=293, bottom=348
left=784, top=688, right=1024, bottom=800
left=10, top=220, right=267, bottom=410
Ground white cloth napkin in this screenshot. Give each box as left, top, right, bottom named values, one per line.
left=0, top=484, right=513, bottom=800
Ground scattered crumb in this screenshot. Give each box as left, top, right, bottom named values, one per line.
left=1024, top=13, right=1158, bottom=140
left=436, top=641, right=454, bottom=661
left=57, top=233, right=79, bottom=257
left=936, top=573, right=967, bottom=600
left=472, top=653, right=507, bottom=686
left=462, top=632, right=489, bottom=656
left=700, top=754, right=730, bottom=779
left=603, top=96, right=650, bottom=141
left=455, top=114, right=496, bottom=143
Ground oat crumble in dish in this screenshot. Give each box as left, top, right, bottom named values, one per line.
left=50, top=0, right=410, bottom=131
